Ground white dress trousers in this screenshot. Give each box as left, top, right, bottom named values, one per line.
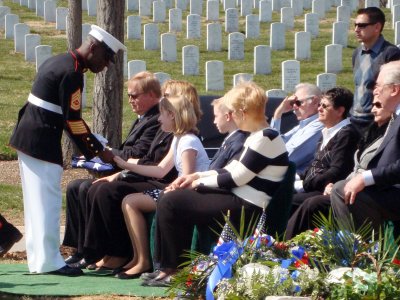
left=17, top=151, right=65, bottom=273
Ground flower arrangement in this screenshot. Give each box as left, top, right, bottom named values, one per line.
left=169, top=210, right=400, bottom=299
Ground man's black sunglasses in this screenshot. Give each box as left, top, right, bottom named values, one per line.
left=354, top=22, right=376, bottom=28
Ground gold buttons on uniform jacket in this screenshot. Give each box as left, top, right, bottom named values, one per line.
left=86, top=137, right=90, bottom=141
left=90, top=144, right=94, bottom=147
left=95, top=150, right=99, bottom=153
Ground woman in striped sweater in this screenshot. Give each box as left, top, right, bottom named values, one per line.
left=143, top=82, right=289, bottom=286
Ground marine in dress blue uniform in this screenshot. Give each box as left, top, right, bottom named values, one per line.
left=9, top=25, right=126, bottom=276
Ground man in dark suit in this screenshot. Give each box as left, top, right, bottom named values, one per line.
left=63, top=71, right=174, bottom=266
left=331, top=61, right=400, bottom=232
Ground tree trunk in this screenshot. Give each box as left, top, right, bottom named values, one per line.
left=62, top=0, right=82, bottom=168
left=92, top=0, right=125, bottom=148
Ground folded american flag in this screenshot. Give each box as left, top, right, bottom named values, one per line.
left=71, top=156, right=115, bottom=172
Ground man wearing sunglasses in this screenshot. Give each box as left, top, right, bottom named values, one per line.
left=352, top=7, right=400, bottom=133
left=9, top=25, right=127, bottom=276
left=331, top=60, right=400, bottom=238
left=271, top=83, right=324, bottom=173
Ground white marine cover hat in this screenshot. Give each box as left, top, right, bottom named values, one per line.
left=88, top=25, right=127, bottom=54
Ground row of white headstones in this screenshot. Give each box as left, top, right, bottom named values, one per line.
left=1, top=0, right=399, bottom=98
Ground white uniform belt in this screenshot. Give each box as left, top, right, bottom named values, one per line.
left=28, top=93, right=62, bottom=115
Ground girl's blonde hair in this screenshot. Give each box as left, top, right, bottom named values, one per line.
left=161, top=80, right=202, bottom=121
left=222, top=82, right=267, bottom=122
left=159, top=95, right=199, bottom=135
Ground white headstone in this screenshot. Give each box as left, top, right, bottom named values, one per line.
left=154, top=72, right=171, bottom=86
left=206, top=60, right=224, bottom=91
left=393, top=0, right=400, bottom=14
left=187, top=14, right=201, bottom=39
left=325, top=44, right=342, bottom=73
left=259, top=0, right=272, bottom=22
left=207, top=22, right=222, bottom=51
left=127, top=15, right=141, bottom=39
left=82, top=0, right=87, bottom=10
left=341, top=0, right=353, bottom=9
left=190, top=0, right=202, bottom=15
left=5, top=14, right=19, bottom=39
left=281, top=7, right=294, bottom=29
left=266, top=89, right=287, bottom=98
left=282, top=60, right=300, bottom=93
left=153, top=0, right=166, bottom=23
left=224, top=0, right=236, bottom=10
left=365, top=0, right=380, bottom=7
left=0, top=6, right=10, bottom=29
left=87, top=0, right=97, bottom=16
left=169, top=8, right=182, bottom=32
left=272, top=0, right=280, bottom=11
left=292, top=0, right=303, bottom=16
left=127, top=0, right=139, bottom=11
left=182, top=44, right=199, bottom=75
left=82, top=23, right=91, bottom=42
left=56, top=7, right=68, bottom=31
left=36, top=0, right=44, bottom=16
left=337, top=5, right=350, bottom=23
left=161, top=33, right=177, bottom=62
left=332, top=21, right=348, bottom=47
left=312, top=0, right=325, bottom=18
left=14, top=23, right=30, bottom=53
left=44, top=0, right=56, bottom=22
left=303, top=0, right=312, bottom=9
left=316, top=73, right=337, bottom=92
left=35, top=45, right=52, bottom=72
left=305, top=12, right=319, bottom=38
left=25, top=33, right=41, bottom=62
left=281, top=0, right=291, bottom=7
left=20, top=0, right=28, bottom=7
left=28, top=0, right=36, bottom=10
left=225, top=8, right=239, bottom=32
left=140, top=0, right=151, bottom=16
left=144, top=23, right=159, bottom=50
left=393, top=5, right=400, bottom=29
left=295, top=31, right=311, bottom=60
left=241, top=0, right=252, bottom=16
left=207, top=0, right=219, bottom=21
left=128, top=60, right=146, bottom=79
left=254, top=45, right=271, bottom=74
left=176, top=0, right=188, bottom=10
left=270, top=22, right=285, bottom=50
left=233, top=73, right=253, bottom=86
left=228, top=32, right=245, bottom=59
left=395, top=21, right=400, bottom=45
left=246, top=14, right=260, bottom=38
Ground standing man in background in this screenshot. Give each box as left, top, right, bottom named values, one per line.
left=9, top=25, right=126, bottom=276
left=351, top=7, right=400, bottom=133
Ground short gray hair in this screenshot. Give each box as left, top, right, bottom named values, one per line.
left=295, top=83, right=322, bottom=99
left=381, top=61, right=400, bottom=85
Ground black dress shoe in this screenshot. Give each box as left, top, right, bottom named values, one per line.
left=140, top=269, right=160, bottom=280
left=141, top=274, right=172, bottom=287
left=116, top=268, right=152, bottom=280
left=64, top=253, right=83, bottom=265
left=48, top=265, right=83, bottom=276
left=0, top=228, right=23, bottom=257
left=111, top=266, right=127, bottom=275
left=68, top=258, right=93, bottom=269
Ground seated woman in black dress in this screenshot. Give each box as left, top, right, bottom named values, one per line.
left=143, top=82, right=289, bottom=286
left=286, top=93, right=392, bottom=239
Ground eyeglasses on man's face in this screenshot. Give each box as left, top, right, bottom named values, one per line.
left=372, top=102, right=382, bottom=109
left=127, top=92, right=145, bottom=100
left=290, top=96, right=315, bottom=107
left=354, top=22, right=376, bottom=29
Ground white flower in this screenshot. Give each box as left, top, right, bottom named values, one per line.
left=241, top=263, right=271, bottom=278
left=326, top=267, right=352, bottom=284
